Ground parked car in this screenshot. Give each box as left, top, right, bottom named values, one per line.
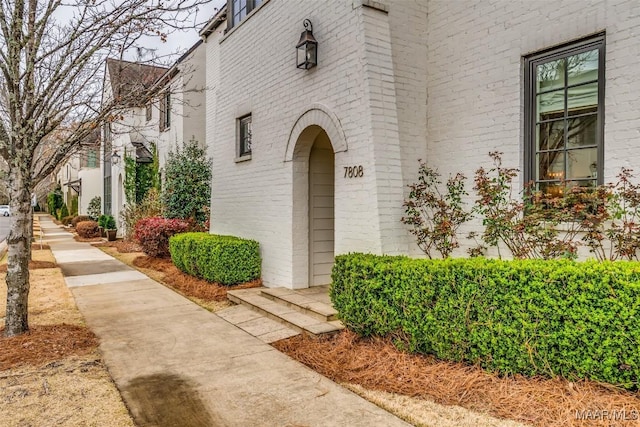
left=0, top=205, right=9, bottom=216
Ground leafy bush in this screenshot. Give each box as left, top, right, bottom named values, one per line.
left=134, top=217, right=190, bottom=258
left=60, top=203, right=69, bottom=220
left=71, top=215, right=92, bottom=228
left=70, top=196, right=78, bottom=216
left=87, top=196, right=101, bottom=221
left=163, top=140, right=212, bottom=225
left=472, top=152, right=584, bottom=259
left=98, top=215, right=108, bottom=229
left=61, top=215, right=75, bottom=226
left=47, top=185, right=63, bottom=218
left=76, top=220, right=100, bottom=238
left=119, top=188, right=163, bottom=240
left=331, top=253, right=640, bottom=390
left=170, top=232, right=261, bottom=285
left=402, top=161, right=470, bottom=258
left=104, top=215, right=116, bottom=230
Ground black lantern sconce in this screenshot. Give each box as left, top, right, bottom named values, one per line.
left=296, top=19, right=318, bottom=70
left=111, top=149, right=121, bottom=165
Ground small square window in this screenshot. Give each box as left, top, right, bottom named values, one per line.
left=238, top=114, right=252, bottom=157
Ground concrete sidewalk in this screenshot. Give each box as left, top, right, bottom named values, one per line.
left=40, top=215, right=409, bottom=427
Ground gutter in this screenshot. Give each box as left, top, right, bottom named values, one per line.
left=199, top=6, right=227, bottom=39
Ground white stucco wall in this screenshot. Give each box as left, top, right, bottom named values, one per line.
left=78, top=168, right=101, bottom=215
left=206, top=0, right=426, bottom=288
left=425, top=0, right=640, bottom=256
left=155, top=42, right=207, bottom=171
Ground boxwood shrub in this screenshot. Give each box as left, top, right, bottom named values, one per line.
left=169, top=232, right=260, bottom=285
left=331, top=254, right=640, bottom=389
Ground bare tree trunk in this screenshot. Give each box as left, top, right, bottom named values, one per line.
left=4, top=169, right=33, bottom=337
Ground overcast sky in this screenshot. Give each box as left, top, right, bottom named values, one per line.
left=131, top=0, right=226, bottom=64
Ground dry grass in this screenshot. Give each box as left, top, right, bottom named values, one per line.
left=0, top=246, right=135, bottom=426
left=273, top=331, right=640, bottom=427
left=0, top=354, right=134, bottom=427
left=344, top=383, right=525, bottom=427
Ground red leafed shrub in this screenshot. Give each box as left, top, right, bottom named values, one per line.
left=134, top=217, right=190, bottom=258
left=76, top=221, right=100, bottom=238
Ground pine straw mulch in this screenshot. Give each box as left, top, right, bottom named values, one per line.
left=93, top=239, right=142, bottom=253
left=0, top=325, right=99, bottom=371
left=0, top=260, right=56, bottom=273
left=273, top=331, right=640, bottom=427
left=132, top=255, right=261, bottom=302
left=30, top=244, right=51, bottom=250
left=73, top=235, right=104, bottom=243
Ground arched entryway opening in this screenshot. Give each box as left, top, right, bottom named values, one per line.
left=291, top=125, right=335, bottom=287
left=288, top=106, right=347, bottom=289
left=308, top=129, right=334, bottom=286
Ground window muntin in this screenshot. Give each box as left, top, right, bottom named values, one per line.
left=238, top=114, right=252, bottom=157
left=525, top=35, right=604, bottom=197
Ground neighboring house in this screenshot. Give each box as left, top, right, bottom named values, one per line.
left=101, top=58, right=168, bottom=230
left=77, top=130, right=102, bottom=215
left=54, top=129, right=101, bottom=216
left=200, top=0, right=640, bottom=289
left=100, top=43, right=206, bottom=233
left=150, top=41, right=207, bottom=165
left=56, top=154, right=79, bottom=214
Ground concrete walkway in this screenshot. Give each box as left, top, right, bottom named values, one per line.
left=40, top=216, right=409, bottom=427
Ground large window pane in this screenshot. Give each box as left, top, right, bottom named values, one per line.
left=567, top=49, right=598, bottom=86
left=567, top=82, right=597, bottom=114
left=539, top=182, right=565, bottom=198
left=537, top=151, right=565, bottom=181
left=567, top=115, right=597, bottom=148
left=537, top=59, right=565, bottom=92
left=567, top=148, right=598, bottom=180
left=536, top=89, right=564, bottom=121
left=537, top=120, right=564, bottom=151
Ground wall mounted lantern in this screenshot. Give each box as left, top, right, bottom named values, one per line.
left=111, top=149, right=121, bottom=165
left=296, top=19, right=317, bottom=70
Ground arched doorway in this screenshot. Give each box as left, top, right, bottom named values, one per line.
left=308, top=130, right=334, bottom=286
left=288, top=106, right=347, bottom=289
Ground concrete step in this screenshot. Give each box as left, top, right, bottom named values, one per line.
left=260, top=287, right=339, bottom=322
left=217, top=305, right=299, bottom=344
left=227, top=288, right=344, bottom=337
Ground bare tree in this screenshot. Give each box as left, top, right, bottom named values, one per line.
left=0, top=0, right=207, bottom=337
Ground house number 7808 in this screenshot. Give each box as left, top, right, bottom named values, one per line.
left=344, top=165, right=364, bottom=178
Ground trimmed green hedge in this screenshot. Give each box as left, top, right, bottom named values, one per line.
left=169, top=232, right=261, bottom=285
left=331, top=254, right=640, bottom=389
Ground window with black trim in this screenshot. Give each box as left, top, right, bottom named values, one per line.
left=145, top=102, right=152, bottom=122
left=238, top=114, right=252, bottom=157
left=525, top=34, right=604, bottom=197
left=229, top=0, right=262, bottom=29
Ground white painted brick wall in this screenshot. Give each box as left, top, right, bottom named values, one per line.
left=426, top=0, right=640, bottom=257
left=206, top=0, right=427, bottom=287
